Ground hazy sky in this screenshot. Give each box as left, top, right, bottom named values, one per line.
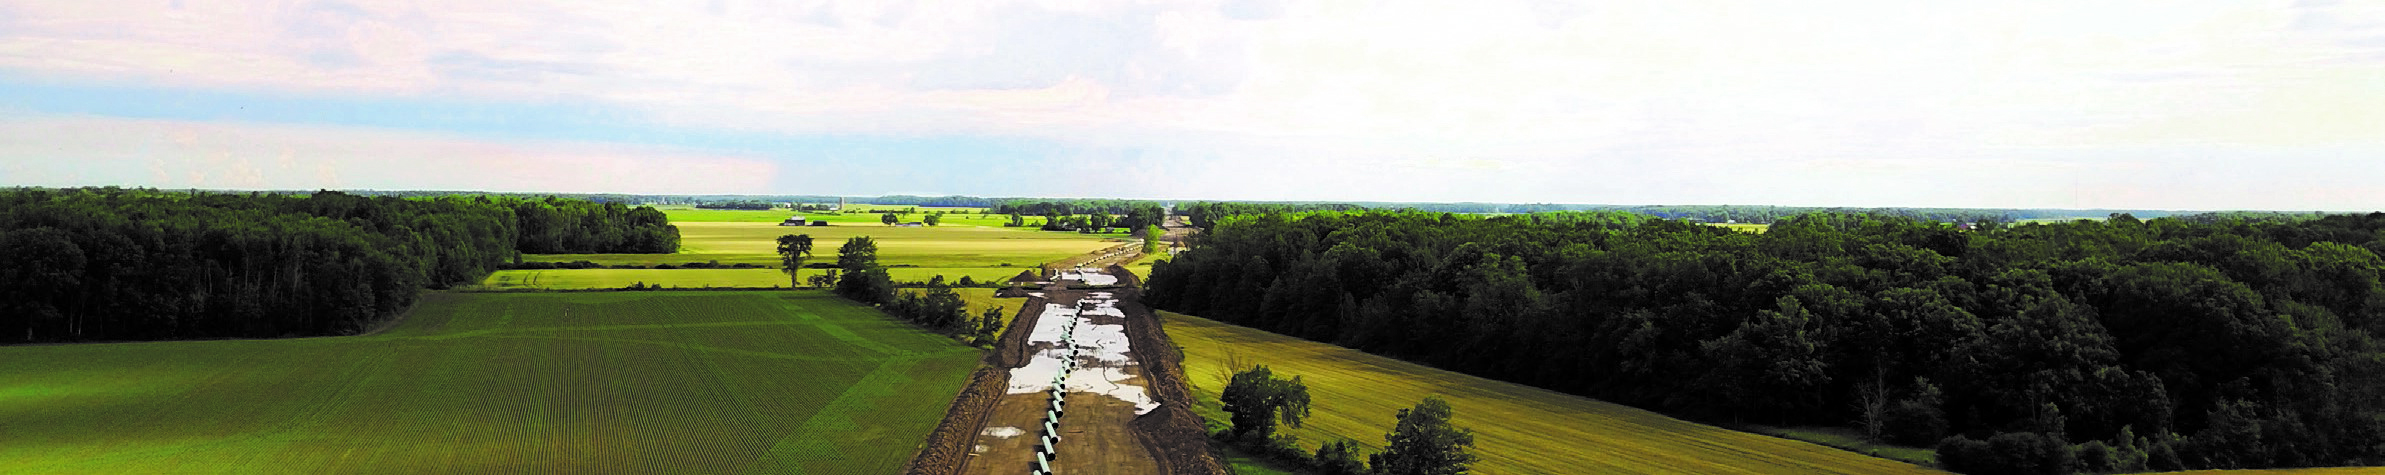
left=1, top=1, right=2381, bottom=210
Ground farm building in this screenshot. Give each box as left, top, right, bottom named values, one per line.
left=779, top=216, right=807, bottom=226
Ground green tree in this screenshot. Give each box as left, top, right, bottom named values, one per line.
left=881, top=213, right=899, bottom=226
left=775, top=234, right=813, bottom=287
left=1370, top=396, right=1477, bottom=475
left=1221, top=364, right=1313, bottom=441
left=974, top=306, right=1006, bottom=345
left=834, top=236, right=892, bottom=304
left=1314, top=439, right=1369, bottom=475
left=924, top=212, right=942, bottom=227
left=1143, top=225, right=1164, bottom=253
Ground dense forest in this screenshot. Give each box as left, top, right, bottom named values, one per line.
left=0, top=188, right=678, bottom=343
left=1147, top=210, right=2385, bottom=472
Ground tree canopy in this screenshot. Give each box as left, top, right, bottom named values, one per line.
left=1148, top=209, right=2385, bottom=471
left=0, top=188, right=678, bottom=342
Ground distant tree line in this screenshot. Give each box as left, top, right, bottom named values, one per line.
left=992, top=199, right=1166, bottom=217
left=1148, top=210, right=2385, bottom=473
left=1174, top=201, right=2193, bottom=230
left=0, top=188, right=678, bottom=343
left=694, top=201, right=776, bottom=210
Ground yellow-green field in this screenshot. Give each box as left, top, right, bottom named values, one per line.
left=1704, top=222, right=1771, bottom=233
left=1164, top=311, right=1946, bottom=475
left=0, top=291, right=980, bottom=474
left=499, top=206, right=1123, bottom=289
left=899, top=287, right=1025, bottom=323
left=479, top=267, right=1037, bottom=290
left=654, top=205, right=998, bottom=224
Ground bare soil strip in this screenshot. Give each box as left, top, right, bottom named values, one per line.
left=911, top=265, right=1225, bottom=475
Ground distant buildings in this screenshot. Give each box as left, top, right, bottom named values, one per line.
left=780, top=216, right=807, bottom=226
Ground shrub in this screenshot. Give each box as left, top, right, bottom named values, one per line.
left=2075, top=440, right=2112, bottom=473
left=1312, top=439, right=1368, bottom=475
left=1940, top=432, right=2076, bottom=475
left=1937, top=435, right=1993, bottom=473
left=1883, top=399, right=1949, bottom=445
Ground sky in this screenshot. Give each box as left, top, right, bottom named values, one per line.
left=0, top=0, right=2381, bottom=210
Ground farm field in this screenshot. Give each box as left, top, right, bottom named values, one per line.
left=0, top=291, right=980, bottom=474
left=1703, top=222, right=1771, bottom=233
left=480, top=267, right=1036, bottom=290
left=512, top=206, right=1124, bottom=289
left=657, top=205, right=998, bottom=224
left=1163, top=311, right=1946, bottom=475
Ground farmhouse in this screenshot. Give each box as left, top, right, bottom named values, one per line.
left=779, top=216, right=807, bottom=226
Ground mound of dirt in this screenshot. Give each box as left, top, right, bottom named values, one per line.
left=988, top=295, right=1049, bottom=369
left=1105, top=265, right=1143, bottom=288
left=1116, top=289, right=1229, bottom=475
left=1006, top=270, right=1044, bottom=284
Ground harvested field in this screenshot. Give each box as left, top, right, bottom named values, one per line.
left=1165, top=311, right=1946, bottom=475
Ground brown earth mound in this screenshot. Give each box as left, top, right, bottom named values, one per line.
left=1116, top=289, right=1230, bottom=475
left=988, top=295, right=1048, bottom=369
left=1105, top=265, right=1143, bottom=288
left=1006, top=270, right=1043, bottom=284
left=902, top=366, right=1013, bottom=475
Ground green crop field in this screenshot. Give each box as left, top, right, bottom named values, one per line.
left=480, top=267, right=1036, bottom=290
left=1164, top=311, right=1947, bottom=475
left=655, top=205, right=998, bottom=225
left=505, top=206, right=1125, bottom=290
left=0, top=291, right=980, bottom=474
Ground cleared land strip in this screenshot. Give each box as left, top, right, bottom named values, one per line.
left=1166, top=311, right=1949, bottom=475
left=911, top=268, right=1225, bottom=475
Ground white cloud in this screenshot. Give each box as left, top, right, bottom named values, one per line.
left=0, top=116, right=780, bottom=194
left=0, top=0, right=2381, bottom=208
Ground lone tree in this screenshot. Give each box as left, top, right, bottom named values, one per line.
left=1142, top=225, right=1164, bottom=254
left=1371, top=396, right=1477, bottom=475
left=881, top=213, right=899, bottom=226
left=924, top=212, right=942, bottom=227
left=1221, top=364, right=1312, bottom=442
left=775, top=234, right=813, bottom=287
left=834, top=236, right=893, bottom=304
